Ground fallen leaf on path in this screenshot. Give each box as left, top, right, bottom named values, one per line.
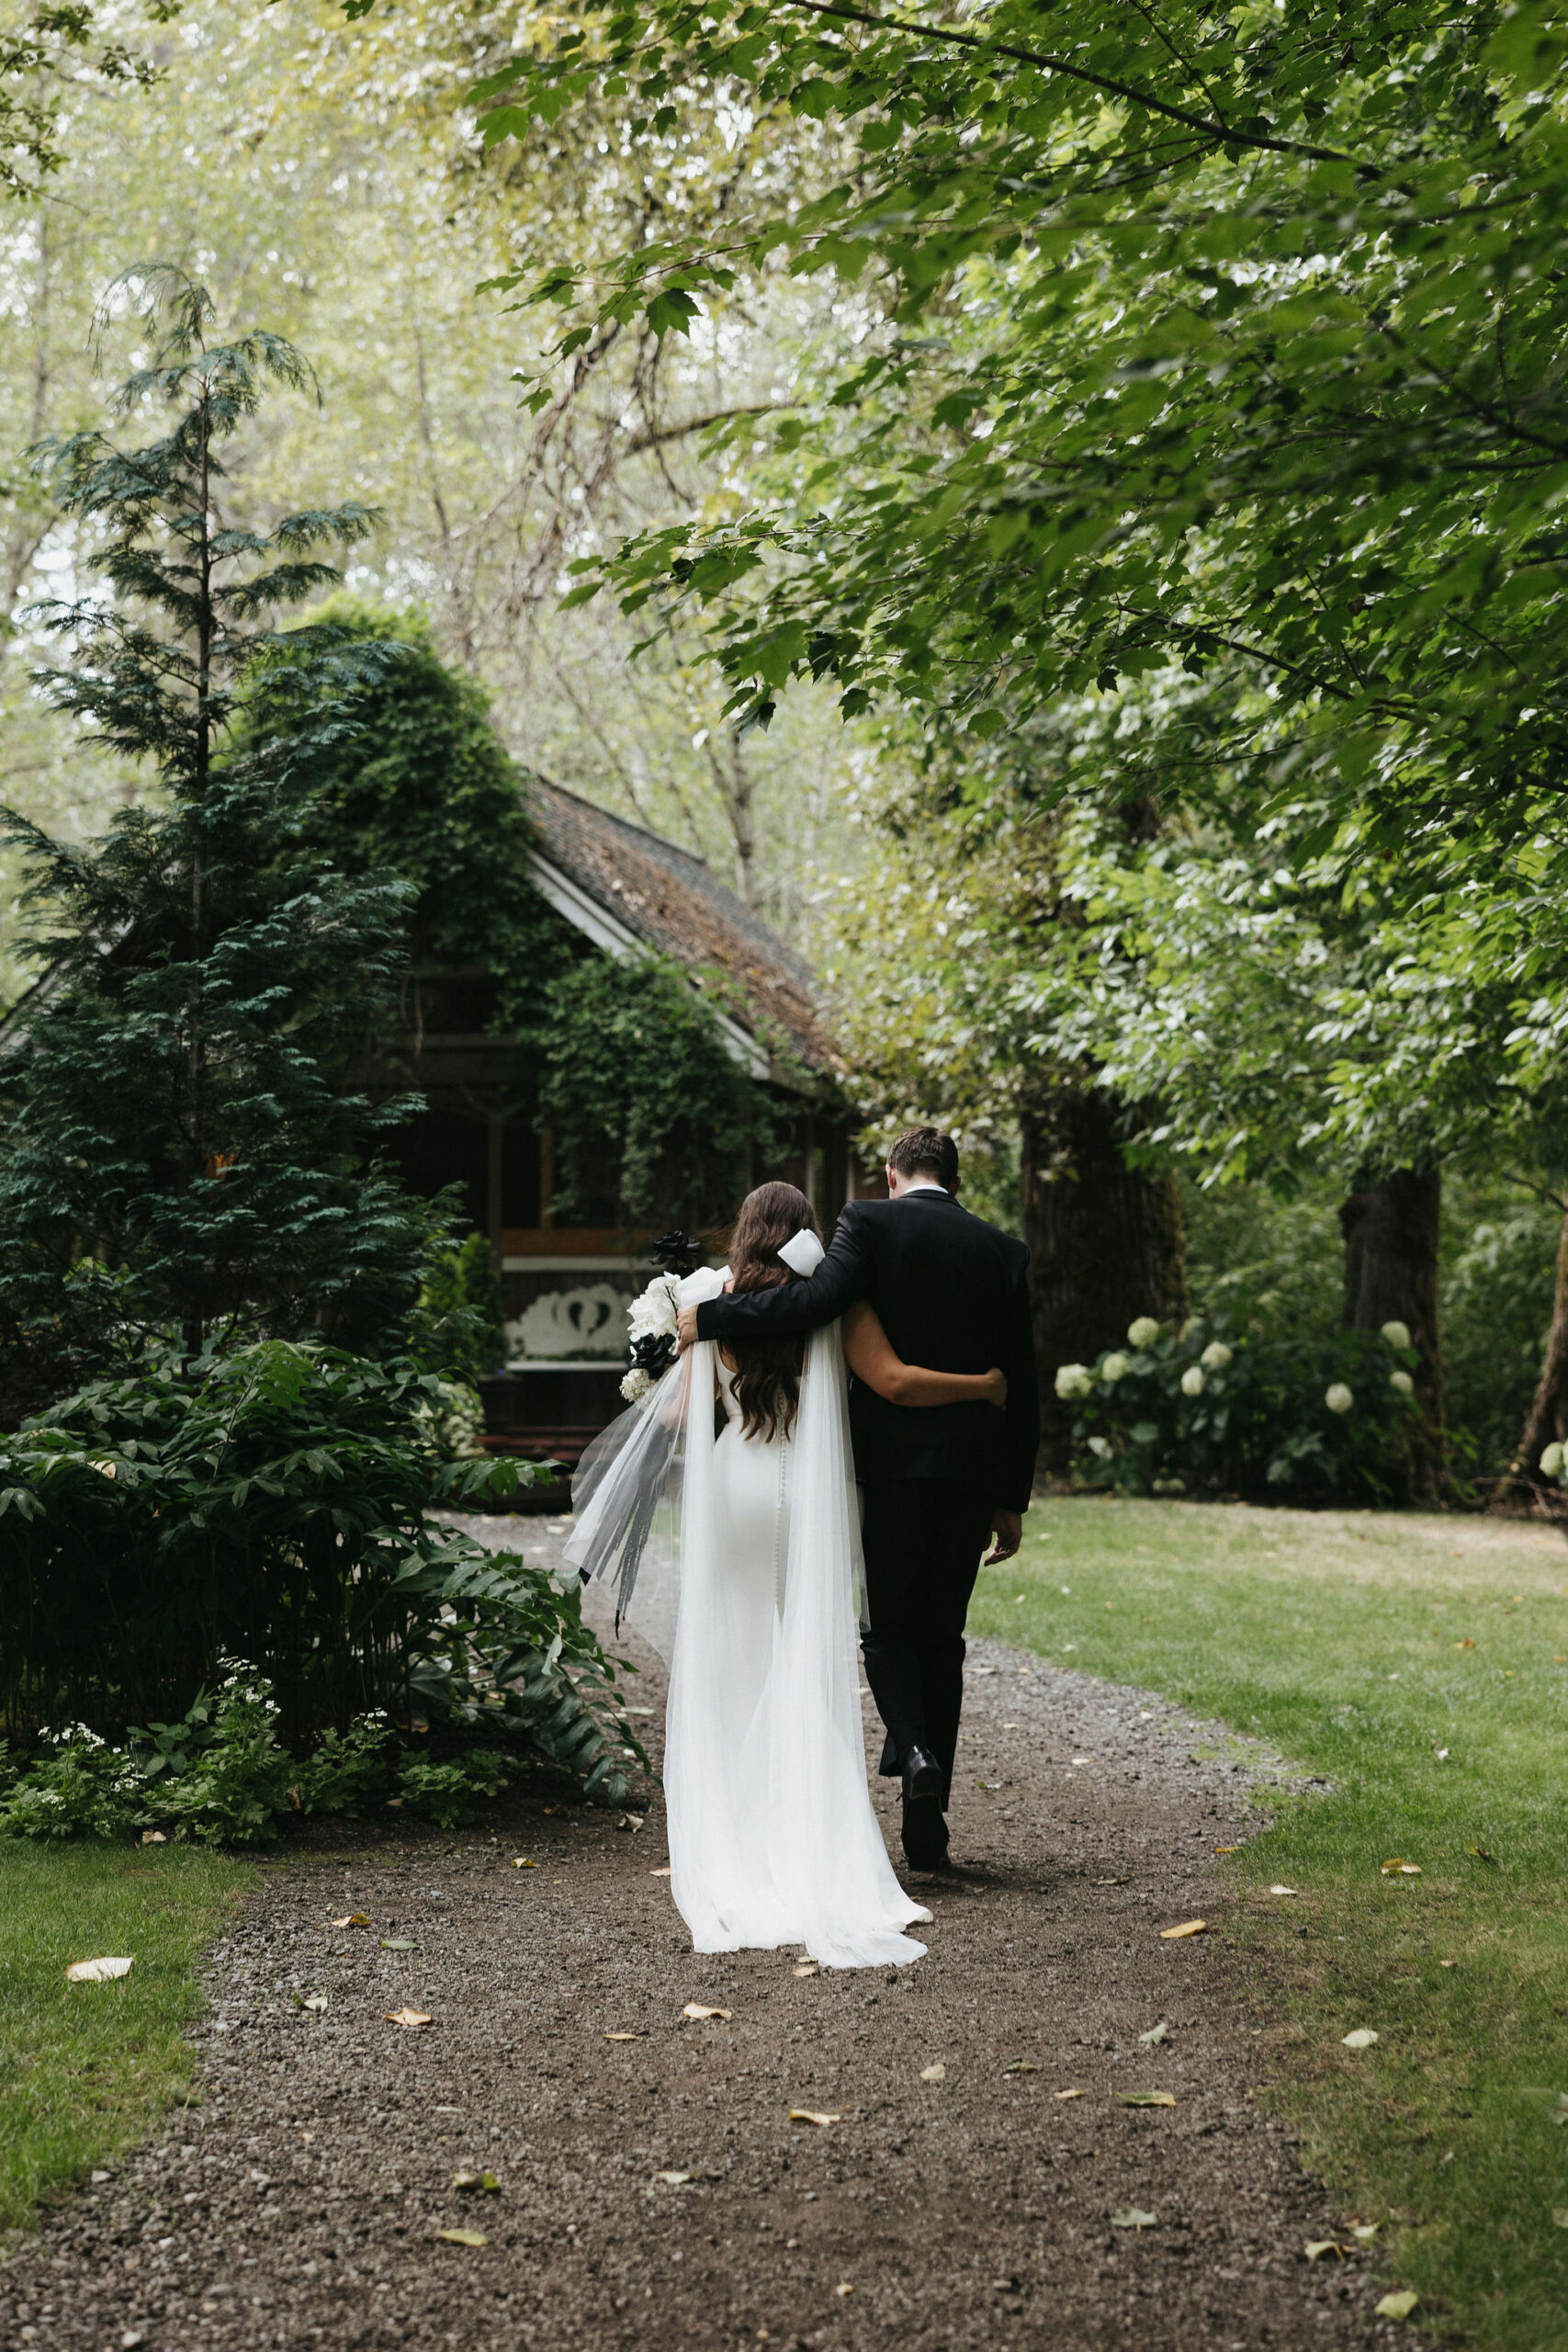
left=618, top=1814, right=644, bottom=1833
left=1003, top=2061, right=1038, bottom=2075
left=1454, top=1638, right=1475, bottom=1648
left=1304, top=2241, right=1348, bottom=2261
left=435, top=2229, right=487, bottom=2248
left=1054, top=2087, right=1087, bottom=2100
left=1468, top=1846, right=1499, bottom=1865
left=381, top=1939, right=416, bottom=1951
left=1093, top=1877, right=1129, bottom=1886
left=833, top=2282, right=854, bottom=2298
left=919, top=2064, right=947, bottom=2082
left=1214, top=1844, right=1241, bottom=1853
left=653, top=2170, right=694, bottom=2187
left=385, top=2007, right=433, bottom=2029
left=977, top=1781, right=1002, bottom=1792
left=650, top=1867, right=671, bottom=1877
left=1551, top=2210, right=1568, bottom=2229
left=141, top=1830, right=166, bottom=1845
left=1269, top=1885, right=1299, bottom=1896
left=511, top=1858, right=536, bottom=1870
left=788, top=2109, right=841, bottom=2128
left=1137, top=2022, right=1168, bottom=2045
left=682, top=2003, right=731, bottom=2021
left=1159, top=1920, right=1206, bottom=1939
left=1351, top=2222, right=1380, bottom=2241
left=1121, top=2091, right=1177, bottom=2107
left=329, top=1914, right=369, bottom=1928
left=1110, top=2208, right=1157, bottom=2230
left=1070, top=1756, right=1093, bottom=1766
left=1375, top=2290, right=1419, bottom=2320
left=452, top=2171, right=500, bottom=2193
left=1382, top=1860, right=1421, bottom=1875
left=1341, top=2029, right=1379, bottom=2049
left=65, top=1958, right=132, bottom=1983
left=1439, top=1960, right=1458, bottom=1969
left=292, top=1991, right=328, bottom=2011
left=604, top=2031, right=637, bottom=2041
left=792, top=1962, right=818, bottom=1979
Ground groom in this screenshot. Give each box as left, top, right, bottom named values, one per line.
left=677, top=1126, right=1039, bottom=1871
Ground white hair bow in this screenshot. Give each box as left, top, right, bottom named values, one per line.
left=778, top=1228, right=826, bottom=1278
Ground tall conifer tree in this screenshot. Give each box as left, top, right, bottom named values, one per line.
left=0, top=269, right=433, bottom=1405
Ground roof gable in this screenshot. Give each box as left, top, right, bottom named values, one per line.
left=525, top=777, right=842, bottom=1081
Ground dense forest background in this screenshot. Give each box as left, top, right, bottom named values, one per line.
left=0, top=0, right=1563, bottom=1499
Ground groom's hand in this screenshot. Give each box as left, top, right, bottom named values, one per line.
left=676, top=1303, right=700, bottom=1353
left=984, top=1509, right=1022, bottom=1566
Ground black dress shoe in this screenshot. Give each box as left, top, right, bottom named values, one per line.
left=902, top=1742, right=943, bottom=1803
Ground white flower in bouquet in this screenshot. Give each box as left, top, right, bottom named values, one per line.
left=626, top=1275, right=680, bottom=1343
left=1540, top=1440, right=1566, bottom=1480
left=1180, top=1364, right=1204, bottom=1397
left=1390, top=1370, right=1415, bottom=1397
left=1127, top=1317, right=1161, bottom=1350
left=1380, top=1319, right=1412, bottom=1351
left=1100, top=1351, right=1130, bottom=1384
left=620, top=1367, right=652, bottom=1405
left=1055, top=1363, right=1093, bottom=1400
left=1200, top=1340, right=1233, bottom=1372
left=1325, top=1382, right=1354, bottom=1415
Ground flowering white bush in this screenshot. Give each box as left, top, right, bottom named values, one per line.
left=1390, top=1370, right=1416, bottom=1397
left=1541, top=1441, right=1566, bottom=1482
left=1180, top=1364, right=1205, bottom=1397
left=1200, top=1340, right=1233, bottom=1372
left=1055, top=1362, right=1094, bottom=1401
left=1325, top=1383, right=1354, bottom=1415
left=1381, top=1320, right=1413, bottom=1351
left=1100, top=1351, right=1130, bottom=1384
left=1127, top=1317, right=1161, bottom=1350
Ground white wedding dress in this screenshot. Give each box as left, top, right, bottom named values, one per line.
left=565, top=1271, right=930, bottom=1971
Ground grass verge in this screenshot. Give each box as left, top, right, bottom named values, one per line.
left=971, top=1495, right=1568, bottom=2352
left=0, top=1841, right=253, bottom=2236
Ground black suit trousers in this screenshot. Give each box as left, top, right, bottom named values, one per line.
left=859, top=1479, right=996, bottom=1808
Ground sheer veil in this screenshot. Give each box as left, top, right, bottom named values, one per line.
left=565, top=1267, right=928, bottom=1970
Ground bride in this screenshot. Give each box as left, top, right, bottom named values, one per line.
left=565, top=1181, right=1007, bottom=1971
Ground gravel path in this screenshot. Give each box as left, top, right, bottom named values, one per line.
left=3, top=1517, right=1427, bottom=2352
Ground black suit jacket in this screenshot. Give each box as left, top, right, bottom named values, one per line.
left=695, top=1190, right=1039, bottom=1510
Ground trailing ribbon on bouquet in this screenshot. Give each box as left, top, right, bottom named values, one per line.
left=566, top=1264, right=729, bottom=1650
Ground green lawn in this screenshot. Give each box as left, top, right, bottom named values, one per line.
left=0, top=1842, right=253, bottom=2237
left=972, top=1497, right=1568, bottom=2350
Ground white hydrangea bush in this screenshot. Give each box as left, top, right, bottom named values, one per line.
left=1054, top=1316, right=1422, bottom=1502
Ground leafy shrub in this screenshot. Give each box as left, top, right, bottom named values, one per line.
left=395, top=1748, right=521, bottom=1828
left=0, top=1724, right=141, bottom=1842
left=0, top=1341, right=639, bottom=1811
left=1055, top=1317, right=1420, bottom=1504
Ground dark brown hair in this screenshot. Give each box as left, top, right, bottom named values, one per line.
left=725, top=1181, right=819, bottom=1442
left=887, top=1125, right=958, bottom=1192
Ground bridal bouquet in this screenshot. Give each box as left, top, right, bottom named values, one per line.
left=620, top=1231, right=704, bottom=1403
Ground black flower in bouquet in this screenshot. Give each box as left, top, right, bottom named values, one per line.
left=650, top=1229, right=704, bottom=1279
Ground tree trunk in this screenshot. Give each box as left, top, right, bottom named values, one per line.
left=1339, top=1167, right=1444, bottom=1498
left=1021, top=1079, right=1188, bottom=1471
left=1498, top=1207, right=1568, bottom=1513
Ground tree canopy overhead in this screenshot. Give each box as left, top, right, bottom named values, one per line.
left=474, top=0, right=1568, bottom=838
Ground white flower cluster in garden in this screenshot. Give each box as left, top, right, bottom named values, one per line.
left=40, top=1722, right=107, bottom=1750
left=1541, top=1442, right=1566, bottom=1483
left=1127, top=1317, right=1161, bottom=1350
left=217, top=1657, right=279, bottom=1713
